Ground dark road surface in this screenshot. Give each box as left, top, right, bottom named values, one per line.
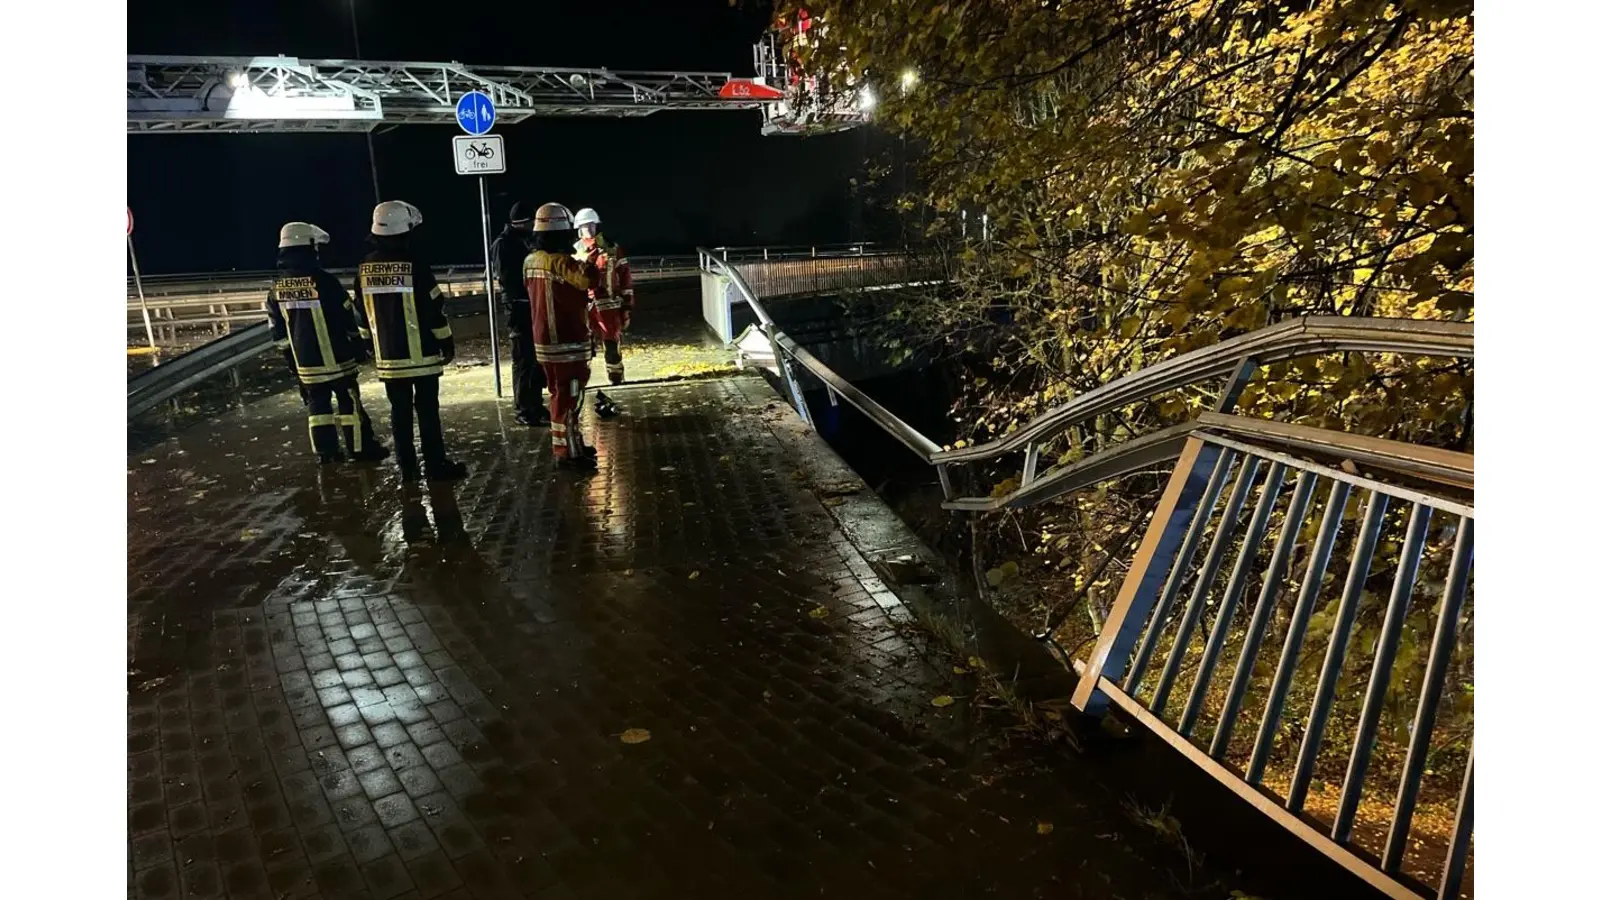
left=128, top=316, right=1235, bottom=898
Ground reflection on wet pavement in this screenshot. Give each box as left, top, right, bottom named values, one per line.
left=129, top=370, right=1209, bottom=899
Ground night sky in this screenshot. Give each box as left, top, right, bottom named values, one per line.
left=127, top=0, right=891, bottom=274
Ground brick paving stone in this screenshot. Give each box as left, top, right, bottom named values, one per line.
left=130, top=369, right=1220, bottom=899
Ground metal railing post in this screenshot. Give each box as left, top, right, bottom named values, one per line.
left=1021, top=442, right=1041, bottom=485
left=1071, top=436, right=1226, bottom=716
left=1215, top=357, right=1260, bottom=413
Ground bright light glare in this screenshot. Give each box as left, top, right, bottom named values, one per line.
left=228, top=72, right=249, bottom=89
left=900, top=69, right=918, bottom=91
left=857, top=87, right=876, bottom=111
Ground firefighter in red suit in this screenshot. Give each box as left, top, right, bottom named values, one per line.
left=524, top=203, right=602, bottom=469
left=572, top=207, right=634, bottom=386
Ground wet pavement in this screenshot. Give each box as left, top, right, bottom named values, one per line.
left=129, top=357, right=1228, bottom=898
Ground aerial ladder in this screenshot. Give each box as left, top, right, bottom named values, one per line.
left=127, top=21, right=867, bottom=136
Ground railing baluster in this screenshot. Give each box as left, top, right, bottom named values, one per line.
left=1124, top=448, right=1238, bottom=696
left=1286, top=490, right=1390, bottom=813
left=1211, top=472, right=1317, bottom=757
left=1332, top=502, right=1432, bottom=842
left=1179, top=461, right=1286, bottom=737
left=1214, top=357, right=1260, bottom=414
left=1384, top=516, right=1474, bottom=871
left=1436, top=747, right=1474, bottom=900
left=1247, top=480, right=1352, bottom=784
left=1070, top=439, right=1227, bottom=716
left=1150, top=456, right=1262, bottom=717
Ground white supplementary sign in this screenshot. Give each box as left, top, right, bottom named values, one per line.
left=453, top=134, right=505, bottom=176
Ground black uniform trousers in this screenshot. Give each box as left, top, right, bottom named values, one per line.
left=506, top=301, right=548, bottom=418
left=306, top=374, right=379, bottom=460
left=383, top=376, right=447, bottom=473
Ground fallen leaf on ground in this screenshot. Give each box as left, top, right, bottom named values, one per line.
left=1037, top=822, right=1054, bottom=835
left=931, top=695, right=955, bottom=708
left=953, top=666, right=969, bottom=675
left=619, top=728, right=652, bottom=744
left=808, top=606, right=830, bottom=619
left=688, top=571, right=700, bottom=580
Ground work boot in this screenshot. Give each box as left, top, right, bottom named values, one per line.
left=319, top=452, right=345, bottom=465
left=426, top=459, right=469, bottom=482
left=515, top=408, right=551, bottom=427
left=608, top=372, right=624, bottom=386
left=353, top=445, right=391, bottom=463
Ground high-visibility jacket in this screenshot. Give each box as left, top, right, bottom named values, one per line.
left=265, top=251, right=367, bottom=385
left=354, top=245, right=453, bottom=380
left=575, top=235, right=634, bottom=312
left=524, top=250, right=599, bottom=365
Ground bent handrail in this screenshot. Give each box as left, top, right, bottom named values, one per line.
left=942, top=422, right=1200, bottom=512
left=127, top=322, right=273, bottom=419
left=698, top=246, right=1475, bottom=511
left=930, top=317, right=1473, bottom=465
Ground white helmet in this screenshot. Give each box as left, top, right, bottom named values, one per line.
left=278, top=221, right=330, bottom=249
left=371, top=200, right=423, bottom=236
left=534, top=202, right=574, bottom=232
left=573, top=207, right=601, bottom=229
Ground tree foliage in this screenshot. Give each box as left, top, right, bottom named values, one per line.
left=789, top=0, right=1472, bottom=446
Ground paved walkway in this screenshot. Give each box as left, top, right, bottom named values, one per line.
left=129, top=365, right=1218, bottom=899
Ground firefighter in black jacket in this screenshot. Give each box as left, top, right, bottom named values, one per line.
left=490, top=201, right=550, bottom=426
left=265, top=221, right=388, bottom=464
left=354, top=201, right=468, bottom=482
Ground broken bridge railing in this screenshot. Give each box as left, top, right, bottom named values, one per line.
left=701, top=246, right=1475, bottom=900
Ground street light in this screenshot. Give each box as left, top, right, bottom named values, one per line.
left=900, top=69, right=918, bottom=92
left=228, top=72, right=248, bottom=89
left=857, top=86, right=876, bottom=112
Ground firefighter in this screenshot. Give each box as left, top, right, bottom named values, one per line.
left=524, top=203, right=602, bottom=469
left=490, top=200, right=550, bottom=426
left=265, top=221, right=388, bottom=464
left=572, top=207, right=633, bottom=391
left=354, top=201, right=469, bottom=483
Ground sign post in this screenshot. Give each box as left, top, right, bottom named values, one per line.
left=127, top=207, right=158, bottom=359
left=454, top=90, right=506, bottom=397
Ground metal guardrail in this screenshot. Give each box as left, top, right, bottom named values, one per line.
left=699, top=250, right=942, bottom=458
left=127, top=323, right=273, bottom=418
left=128, top=256, right=701, bottom=338
left=125, top=289, right=538, bottom=418
left=698, top=248, right=1475, bottom=900
left=706, top=243, right=880, bottom=262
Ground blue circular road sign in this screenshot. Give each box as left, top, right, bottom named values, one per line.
left=455, top=91, right=496, bottom=136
